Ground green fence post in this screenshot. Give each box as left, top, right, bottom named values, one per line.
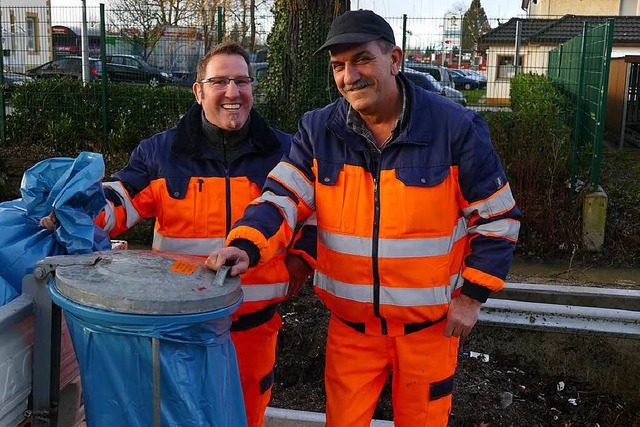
left=217, top=6, right=223, bottom=43
left=100, top=3, right=109, bottom=151
left=570, top=22, right=588, bottom=195
left=589, top=18, right=615, bottom=190
left=401, top=14, right=407, bottom=72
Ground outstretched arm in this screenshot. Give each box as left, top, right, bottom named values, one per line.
left=204, top=247, right=250, bottom=276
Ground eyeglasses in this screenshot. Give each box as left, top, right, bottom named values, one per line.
left=198, top=76, right=254, bottom=89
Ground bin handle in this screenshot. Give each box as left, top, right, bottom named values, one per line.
left=211, top=264, right=232, bottom=287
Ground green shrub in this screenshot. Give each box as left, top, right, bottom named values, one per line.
left=481, top=74, right=579, bottom=258
left=6, top=79, right=194, bottom=155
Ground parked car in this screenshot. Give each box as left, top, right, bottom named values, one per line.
left=405, top=62, right=456, bottom=89
left=1, top=71, right=34, bottom=96
left=462, top=69, right=487, bottom=83
left=251, top=62, right=268, bottom=85
left=251, top=62, right=268, bottom=102
left=404, top=68, right=467, bottom=106
left=26, top=56, right=102, bottom=81
left=105, top=54, right=171, bottom=87
left=401, top=68, right=441, bottom=94
left=170, top=71, right=197, bottom=88
left=449, top=68, right=485, bottom=90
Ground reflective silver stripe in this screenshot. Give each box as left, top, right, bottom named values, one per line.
left=380, top=284, right=450, bottom=307
left=102, top=200, right=116, bottom=233
left=320, top=231, right=371, bottom=257
left=319, top=217, right=468, bottom=259
left=469, top=219, right=520, bottom=241
left=152, top=232, right=225, bottom=256
left=463, top=184, right=516, bottom=219
left=315, top=271, right=372, bottom=303
left=241, top=282, right=288, bottom=302
left=303, top=212, right=317, bottom=226
left=253, top=191, right=298, bottom=231
left=450, top=272, right=464, bottom=293
left=102, top=181, right=141, bottom=228
left=315, top=272, right=451, bottom=306
left=269, top=162, right=316, bottom=210
left=452, top=216, right=469, bottom=243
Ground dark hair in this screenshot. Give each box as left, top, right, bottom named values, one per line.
left=196, top=41, right=252, bottom=81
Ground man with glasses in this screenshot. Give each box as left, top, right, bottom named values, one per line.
left=94, top=41, right=316, bottom=426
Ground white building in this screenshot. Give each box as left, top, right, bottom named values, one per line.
left=1, top=0, right=53, bottom=72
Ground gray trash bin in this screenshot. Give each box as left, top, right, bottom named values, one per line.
left=48, top=250, right=246, bottom=427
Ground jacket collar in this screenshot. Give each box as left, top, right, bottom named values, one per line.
left=326, top=73, right=433, bottom=149
left=172, top=103, right=282, bottom=158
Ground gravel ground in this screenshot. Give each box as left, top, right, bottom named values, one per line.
left=270, top=286, right=640, bottom=426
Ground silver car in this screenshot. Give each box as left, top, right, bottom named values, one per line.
left=405, top=68, right=467, bottom=106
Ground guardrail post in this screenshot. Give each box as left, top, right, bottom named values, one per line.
left=23, top=267, right=62, bottom=427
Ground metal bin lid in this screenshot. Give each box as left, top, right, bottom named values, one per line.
left=52, top=250, right=241, bottom=315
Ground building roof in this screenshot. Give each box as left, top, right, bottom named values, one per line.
left=479, top=15, right=640, bottom=46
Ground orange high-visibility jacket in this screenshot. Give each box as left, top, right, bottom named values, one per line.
left=95, top=104, right=317, bottom=319
left=228, top=80, right=520, bottom=336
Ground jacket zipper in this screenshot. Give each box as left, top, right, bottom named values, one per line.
left=223, top=136, right=232, bottom=236
left=370, top=149, right=387, bottom=335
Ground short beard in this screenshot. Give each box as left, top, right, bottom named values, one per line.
left=228, top=114, right=238, bottom=129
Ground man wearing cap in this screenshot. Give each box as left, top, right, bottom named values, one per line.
left=205, top=10, right=520, bottom=426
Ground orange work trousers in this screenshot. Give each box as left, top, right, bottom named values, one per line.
left=231, top=312, right=282, bottom=427
left=325, top=314, right=459, bottom=427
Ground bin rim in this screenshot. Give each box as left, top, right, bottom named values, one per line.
left=49, top=282, right=243, bottom=326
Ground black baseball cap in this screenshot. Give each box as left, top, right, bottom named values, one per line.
left=315, top=9, right=396, bottom=54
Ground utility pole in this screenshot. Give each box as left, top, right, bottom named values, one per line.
left=81, top=0, right=91, bottom=84
left=458, top=13, right=463, bottom=69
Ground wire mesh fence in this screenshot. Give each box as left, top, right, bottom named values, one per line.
left=0, top=6, right=617, bottom=175
left=1, top=7, right=579, bottom=110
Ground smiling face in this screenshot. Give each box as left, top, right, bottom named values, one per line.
left=329, top=40, right=402, bottom=116
left=192, top=53, right=253, bottom=131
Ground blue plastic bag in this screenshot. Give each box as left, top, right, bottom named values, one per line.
left=0, top=152, right=110, bottom=305
left=0, top=276, right=18, bottom=307
left=50, top=286, right=247, bottom=427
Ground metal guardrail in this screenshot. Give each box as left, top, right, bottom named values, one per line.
left=480, top=282, right=640, bottom=338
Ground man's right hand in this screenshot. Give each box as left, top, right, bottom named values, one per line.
left=204, top=247, right=250, bottom=276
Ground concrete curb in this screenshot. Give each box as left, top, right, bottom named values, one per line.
left=265, top=406, right=394, bottom=426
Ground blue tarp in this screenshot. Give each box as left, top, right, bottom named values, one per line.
left=0, top=152, right=110, bottom=306
left=50, top=285, right=246, bottom=427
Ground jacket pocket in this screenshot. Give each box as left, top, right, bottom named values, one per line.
left=394, top=166, right=457, bottom=235
left=395, top=165, right=450, bottom=187
left=315, top=161, right=361, bottom=233
left=165, top=176, right=190, bottom=199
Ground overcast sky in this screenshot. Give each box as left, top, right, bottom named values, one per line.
left=354, top=0, right=525, bottom=20
left=49, top=0, right=525, bottom=48
left=51, top=0, right=526, bottom=20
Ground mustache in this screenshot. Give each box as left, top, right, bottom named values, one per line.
left=344, top=78, right=374, bottom=92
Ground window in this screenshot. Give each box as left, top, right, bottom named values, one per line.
left=26, top=13, right=39, bottom=53
left=496, top=55, right=524, bottom=79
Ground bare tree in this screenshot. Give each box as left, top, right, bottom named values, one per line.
left=193, top=0, right=221, bottom=51
left=109, top=0, right=275, bottom=60
left=109, top=0, right=199, bottom=59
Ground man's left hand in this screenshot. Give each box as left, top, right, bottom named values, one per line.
left=284, top=254, right=312, bottom=297
left=444, top=294, right=482, bottom=338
